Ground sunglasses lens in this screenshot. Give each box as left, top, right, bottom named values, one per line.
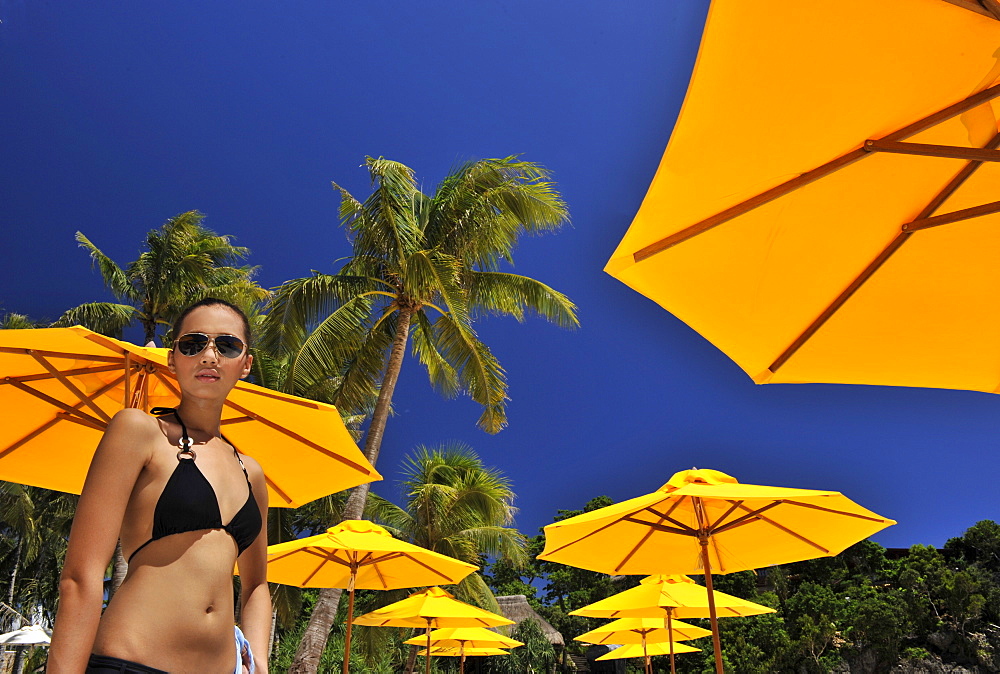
left=177, top=334, right=209, bottom=357
left=215, top=335, right=245, bottom=358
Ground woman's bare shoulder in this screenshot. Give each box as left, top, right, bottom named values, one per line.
left=98, top=409, right=162, bottom=456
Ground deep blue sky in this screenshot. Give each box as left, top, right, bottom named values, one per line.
left=2, top=1, right=996, bottom=550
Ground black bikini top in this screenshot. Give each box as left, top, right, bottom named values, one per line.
left=127, top=408, right=262, bottom=563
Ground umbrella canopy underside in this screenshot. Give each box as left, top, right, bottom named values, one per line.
left=0, top=327, right=380, bottom=506
left=607, top=0, right=1000, bottom=392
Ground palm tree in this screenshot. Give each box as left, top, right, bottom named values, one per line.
left=353, top=444, right=527, bottom=674
left=56, top=210, right=269, bottom=344
left=367, top=443, right=528, bottom=608
left=264, top=156, right=576, bottom=672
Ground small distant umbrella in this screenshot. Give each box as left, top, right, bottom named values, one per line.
left=263, top=520, right=478, bottom=674
left=404, top=627, right=522, bottom=674
left=353, top=586, right=513, bottom=674
left=417, top=647, right=510, bottom=657
left=575, top=615, right=712, bottom=674
left=540, top=469, right=894, bottom=673
left=595, top=641, right=700, bottom=664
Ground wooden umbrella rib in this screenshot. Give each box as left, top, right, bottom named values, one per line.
left=710, top=501, right=784, bottom=535
left=401, top=553, right=466, bottom=582
left=262, top=474, right=294, bottom=507
left=768, top=129, right=1000, bottom=373
left=0, top=347, right=122, bottom=363
left=780, top=499, right=889, bottom=522
left=733, top=503, right=829, bottom=554
left=221, top=399, right=371, bottom=473
left=613, top=523, right=663, bottom=573
left=0, top=417, right=63, bottom=460
left=31, top=353, right=112, bottom=423
left=642, top=505, right=697, bottom=534
left=56, top=412, right=107, bottom=432
left=621, top=517, right=694, bottom=537
left=864, top=139, right=1000, bottom=162
left=903, top=199, right=1000, bottom=231
left=707, top=500, right=745, bottom=532
left=0, top=363, right=124, bottom=384
left=941, top=0, right=998, bottom=19
left=4, top=380, right=109, bottom=429
left=152, top=371, right=181, bottom=398
left=633, top=81, right=1000, bottom=261
left=220, top=417, right=255, bottom=425
left=235, top=386, right=323, bottom=408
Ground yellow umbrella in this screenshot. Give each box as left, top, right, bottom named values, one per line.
left=539, top=468, right=894, bottom=673
left=595, top=641, right=700, bottom=663
left=264, top=521, right=478, bottom=674
left=572, top=575, right=771, bottom=674
left=416, top=647, right=510, bottom=657
left=0, top=326, right=380, bottom=506
left=404, top=627, right=522, bottom=674
left=353, top=586, right=513, bottom=674
left=606, top=0, right=1000, bottom=392
left=576, top=615, right=711, bottom=674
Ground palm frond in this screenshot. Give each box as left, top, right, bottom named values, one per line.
left=467, top=271, right=578, bottom=328
left=75, top=231, right=136, bottom=301
left=410, top=312, right=459, bottom=398
left=52, top=302, right=137, bottom=338
left=259, top=273, right=376, bottom=358
left=432, top=315, right=508, bottom=433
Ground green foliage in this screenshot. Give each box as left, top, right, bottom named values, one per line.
left=57, top=210, right=268, bottom=344
left=486, top=618, right=557, bottom=674
left=260, top=156, right=576, bottom=431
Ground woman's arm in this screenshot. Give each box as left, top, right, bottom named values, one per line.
left=237, top=456, right=271, bottom=674
left=47, top=409, right=155, bottom=673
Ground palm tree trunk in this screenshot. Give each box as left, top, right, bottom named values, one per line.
left=289, top=307, right=413, bottom=674
left=8, top=538, right=21, bottom=607
left=287, top=587, right=343, bottom=674
left=341, top=305, right=413, bottom=519
left=108, top=543, right=127, bottom=602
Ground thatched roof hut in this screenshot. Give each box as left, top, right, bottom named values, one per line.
left=495, top=595, right=565, bottom=647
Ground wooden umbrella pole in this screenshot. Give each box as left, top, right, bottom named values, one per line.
left=667, top=608, right=676, bottom=674
left=342, top=570, right=357, bottom=674
left=424, top=620, right=432, bottom=674
left=460, top=642, right=466, bottom=674
left=642, top=633, right=650, bottom=674
left=700, top=537, right=724, bottom=674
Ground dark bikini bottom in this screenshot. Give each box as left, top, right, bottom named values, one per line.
left=86, top=654, right=168, bottom=674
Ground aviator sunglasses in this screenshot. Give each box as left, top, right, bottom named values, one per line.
left=174, top=333, right=246, bottom=359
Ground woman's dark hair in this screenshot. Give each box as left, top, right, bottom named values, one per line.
left=171, top=298, right=252, bottom=349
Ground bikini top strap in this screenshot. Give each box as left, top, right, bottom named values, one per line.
left=222, top=433, right=253, bottom=489
left=150, top=406, right=194, bottom=458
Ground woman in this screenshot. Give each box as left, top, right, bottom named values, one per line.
left=49, top=298, right=270, bottom=673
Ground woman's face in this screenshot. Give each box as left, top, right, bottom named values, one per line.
left=167, top=304, right=253, bottom=400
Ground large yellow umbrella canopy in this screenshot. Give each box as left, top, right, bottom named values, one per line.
left=539, top=468, right=892, bottom=673
left=539, top=469, right=894, bottom=575
left=353, top=587, right=513, bottom=674
left=405, top=627, right=522, bottom=674
left=265, top=520, right=478, bottom=674
left=265, top=520, right=478, bottom=589
left=606, top=0, right=1000, bottom=392
left=0, top=326, right=380, bottom=506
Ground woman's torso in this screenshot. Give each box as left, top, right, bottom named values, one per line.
left=92, top=416, right=255, bottom=672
